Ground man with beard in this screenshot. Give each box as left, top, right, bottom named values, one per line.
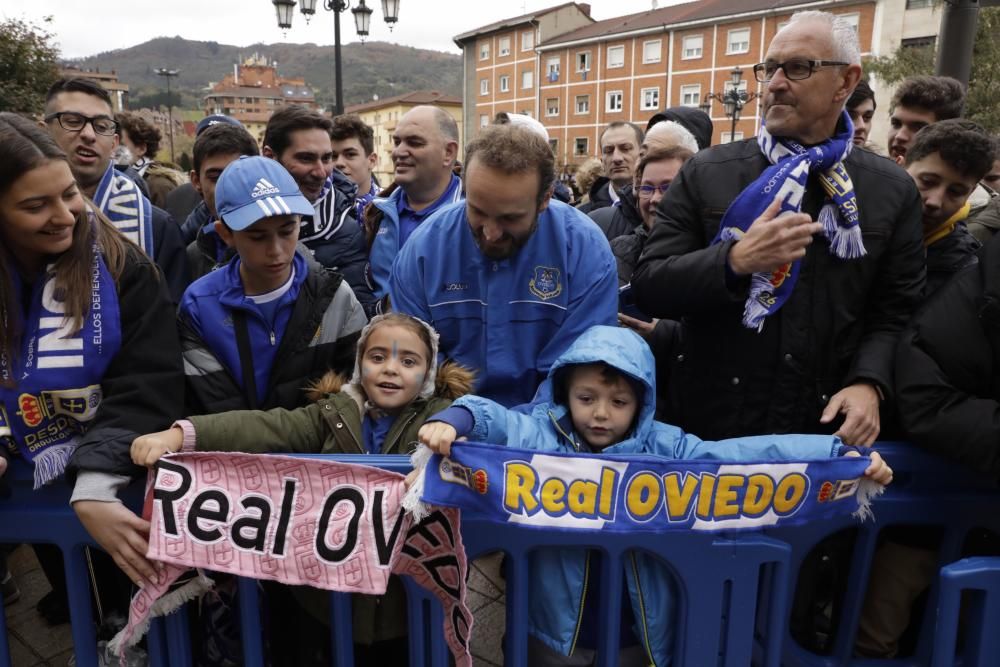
left=44, top=78, right=189, bottom=302
left=389, top=124, right=618, bottom=407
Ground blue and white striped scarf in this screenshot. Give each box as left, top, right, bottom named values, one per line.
left=713, top=111, right=864, bottom=331
left=94, top=162, right=154, bottom=255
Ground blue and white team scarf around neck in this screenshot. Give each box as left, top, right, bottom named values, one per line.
left=713, top=111, right=864, bottom=332
left=93, top=162, right=154, bottom=255
left=404, top=441, right=883, bottom=532
left=0, top=225, right=122, bottom=488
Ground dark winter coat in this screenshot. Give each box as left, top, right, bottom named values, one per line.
left=926, top=222, right=980, bottom=297
left=633, top=138, right=925, bottom=439
left=576, top=176, right=614, bottom=214
left=589, top=184, right=641, bottom=242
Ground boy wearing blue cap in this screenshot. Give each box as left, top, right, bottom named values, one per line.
left=178, top=156, right=367, bottom=414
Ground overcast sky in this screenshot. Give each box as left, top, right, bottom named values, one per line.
left=7, top=0, right=686, bottom=59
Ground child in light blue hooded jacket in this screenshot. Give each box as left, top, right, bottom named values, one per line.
left=418, top=325, right=892, bottom=667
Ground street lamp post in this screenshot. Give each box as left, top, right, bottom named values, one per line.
left=271, top=0, right=401, bottom=116
left=154, top=68, right=180, bottom=163
left=701, top=67, right=760, bottom=143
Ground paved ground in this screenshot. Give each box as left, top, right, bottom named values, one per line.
left=2, top=545, right=508, bottom=666
left=3, top=545, right=74, bottom=667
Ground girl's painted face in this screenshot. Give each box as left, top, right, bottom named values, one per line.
left=0, top=160, right=83, bottom=274
left=360, top=323, right=430, bottom=413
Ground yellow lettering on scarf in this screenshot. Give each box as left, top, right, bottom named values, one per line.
left=744, top=474, right=775, bottom=516
left=540, top=478, right=566, bottom=514
left=567, top=480, right=599, bottom=516
left=626, top=472, right=662, bottom=520
left=598, top=467, right=617, bottom=517
left=662, top=472, right=699, bottom=520
left=695, top=473, right=718, bottom=520
left=713, top=474, right=745, bottom=518
left=773, top=473, right=808, bottom=515
left=504, top=463, right=538, bottom=514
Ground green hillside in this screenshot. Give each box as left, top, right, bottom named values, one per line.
left=66, top=36, right=462, bottom=110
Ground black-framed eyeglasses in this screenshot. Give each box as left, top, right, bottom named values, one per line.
left=44, top=112, right=119, bottom=136
left=753, top=59, right=849, bottom=83
left=637, top=183, right=671, bottom=198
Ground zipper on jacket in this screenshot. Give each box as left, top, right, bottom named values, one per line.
left=269, top=330, right=276, bottom=346
left=548, top=411, right=581, bottom=451
left=628, top=553, right=656, bottom=666
left=568, top=551, right=591, bottom=656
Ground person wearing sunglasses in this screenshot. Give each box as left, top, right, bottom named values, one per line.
left=43, top=78, right=189, bottom=302
left=632, top=9, right=924, bottom=447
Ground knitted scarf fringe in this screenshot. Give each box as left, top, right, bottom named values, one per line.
left=402, top=445, right=433, bottom=522
left=33, top=443, right=75, bottom=490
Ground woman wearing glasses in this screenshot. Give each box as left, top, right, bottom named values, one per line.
left=0, top=113, right=183, bottom=631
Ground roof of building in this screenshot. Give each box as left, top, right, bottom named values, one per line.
left=453, top=2, right=593, bottom=43
left=346, top=90, right=463, bottom=114
left=538, top=0, right=860, bottom=48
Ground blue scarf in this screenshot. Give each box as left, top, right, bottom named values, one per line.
left=713, top=111, right=864, bottom=331
left=300, top=175, right=352, bottom=245
left=0, top=222, right=122, bottom=488
left=408, top=441, right=882, bottom=532
left=94, top=161, right=154, bottom=255
left=354, top=176, right=380, bottom=226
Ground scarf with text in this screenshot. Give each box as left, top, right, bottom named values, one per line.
left=0, top=230, right=121, bottom=488
left=94, top=162, right=154, bottom=255
left=405, top=441, right=882, bottom=533
left=111, top=452, right=473, bottom=666
left=713, top=111, right=864, bottom=331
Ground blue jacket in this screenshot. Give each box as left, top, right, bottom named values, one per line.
left=448, top=325, right=844, bottom=664
left=367, top=175, right=463, bottom=301
left=178, top=251, right=366, bottom=412
left=390, top=199, right=619, bottom=407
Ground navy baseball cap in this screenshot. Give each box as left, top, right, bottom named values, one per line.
left=196, top=114, right=242, bottom=136
left=216, top=156, right=314, bottom=231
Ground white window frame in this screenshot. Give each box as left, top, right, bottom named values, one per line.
left=546, top=97, right=560, bottom=116
left=575, top=94, right=590, bottom=115
left=549, top=138, right=558, bottom=154
left=722, top=131, right=745, bottom=143
left=499, top=36, right=511, bottom=56
left=521, top=69, right=533, bottom=89
left=480, top=79, right=489, bottom=96
left=680, top=84, right=701, bottom=107
left=841, top=13, right=860, bottom=33
left=499, top=75, right=510, bottom=93
left=521, top=30, right=534, bottom=51
left=640, top=87, right=660, bottom=111
left=576, top=51, right=591, bottom=73
left=607, top=45, right=625, bottom=68
left=727, top=27, right=751, bottom=55
left=682, top=34, right=703, bottom=60
left=546, top=57, right=560, bottom=82
left=724, top=80, right=749, bottom=96
left=574, top=137, right=589, bottom=156
left=642, top=39, right=662, bottom=64
left=479, top=114, right=489, bottom=128
left=606, top=90, right=623, bottom=112
left=479, top=42, right=489, bottom=60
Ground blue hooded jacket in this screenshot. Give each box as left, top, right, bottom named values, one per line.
left=443, top=325, right=844, bottom=664
left=390, top=199, right=619, bottom=407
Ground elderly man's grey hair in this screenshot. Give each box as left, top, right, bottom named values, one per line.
left=644, top=121, right=700, bottom=155
left=784, top=10, right=861, bottom=66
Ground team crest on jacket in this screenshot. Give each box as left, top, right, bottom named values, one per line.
left=529, top=266, right=562, bottom=300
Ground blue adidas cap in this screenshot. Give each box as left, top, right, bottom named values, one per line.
left=215, top=156, right=314, bottom=231
left=196, top=114, right=242, bottom=136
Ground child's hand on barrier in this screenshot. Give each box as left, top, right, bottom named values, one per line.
left=418, top=421, right=458, bottom=456
left=844, top=449, right=893, bottom=486
left=131, top=427, right=184, bottom=467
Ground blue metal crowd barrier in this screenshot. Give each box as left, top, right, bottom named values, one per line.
left=0, top=459, right=171, bottom=667
left=1, top=443, right=999, bottom=666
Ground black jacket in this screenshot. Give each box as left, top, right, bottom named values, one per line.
left=895, top=234, right=1000, bottom=479
left=611, top=223, right=649, bottom=287
left=165, top=182, right=201, bottom=232
left=151, top=204, right=190, bottom=303
left=577, top=177, right=614, bottom=214
left=633, top=138, right=925, bottom=439
left=66, top=248, right=185, bottom=479
left=926, top=222, right=979, bottom=297
left=589, top=184, right=641, bottom=242
left=180, top=264, right=364, bottom=415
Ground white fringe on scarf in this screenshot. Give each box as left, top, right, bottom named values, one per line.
left=402, top=444, right=434, bottom=522
left=852, top=478, right=885, bottom=522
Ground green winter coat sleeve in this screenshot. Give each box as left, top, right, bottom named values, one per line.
left=188, top=402, right=330, bottom=454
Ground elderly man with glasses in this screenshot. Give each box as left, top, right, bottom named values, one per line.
left=44, top=77, right=189, bottom=302
left=632, top=10, right=924, bottom=445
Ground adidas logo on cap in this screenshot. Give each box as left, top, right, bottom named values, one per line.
left=251, top=178, right=280, bottom=198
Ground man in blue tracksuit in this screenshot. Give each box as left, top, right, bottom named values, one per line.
left=389, top=123, right=619, bottom=407
left=365, top=105, right=463, bottom=307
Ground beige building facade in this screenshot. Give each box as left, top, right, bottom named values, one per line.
left=345, top=90, right=464, bottom=185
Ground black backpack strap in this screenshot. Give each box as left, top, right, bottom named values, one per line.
left=232, top=311, right=259, bottom=410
